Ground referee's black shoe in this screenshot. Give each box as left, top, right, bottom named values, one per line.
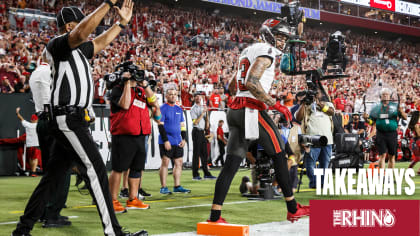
left=122, top=230, right=148, bottom=236
left=11, top=232, right=31, bottom=236
left=42, top=218, right=71, bottom=228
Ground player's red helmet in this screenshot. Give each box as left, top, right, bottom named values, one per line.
left=260, top=17, right=291, bottom=47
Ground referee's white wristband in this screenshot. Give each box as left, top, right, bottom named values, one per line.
left=115, top=21, right=126, bottom=29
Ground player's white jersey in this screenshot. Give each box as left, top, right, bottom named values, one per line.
left=235, top=42, right=281, bottom=99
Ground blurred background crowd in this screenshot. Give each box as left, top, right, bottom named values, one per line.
left=0, top=0, right=419, bottom=114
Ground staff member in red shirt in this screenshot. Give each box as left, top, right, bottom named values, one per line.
left=214, top=120, right=227, bottom=166
left=109, top=70, right=160, bottom=213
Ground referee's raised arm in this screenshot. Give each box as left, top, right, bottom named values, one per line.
left=67, top=0, right=133, bottom=53
left=92, top=0, right=133, bottom=55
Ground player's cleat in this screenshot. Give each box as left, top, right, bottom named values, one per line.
left=160, top=187, right=172, bottom=195
left=126, top=198, right=150, bottom=210
left=113, top=200, right=127, bottom=214
left=204, top=175, right=217, bottom=180
left=139, top=188, right=152, bottom=197
left=206, top=217, right=228, bottom=224
left=287, top=203, right=310, bottom=223
left=119, top=188, right=129, bottom=199
left=192, top=176, right=202, bottom=181
left=122, top=230, right=148, bottom=236
left=173, top=186, right=191, bottom=193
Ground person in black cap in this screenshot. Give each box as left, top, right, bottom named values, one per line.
left=12, top=0, right=148, bottom=235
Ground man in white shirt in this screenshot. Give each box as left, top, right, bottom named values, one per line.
left=15, top=107, right=41, bottom=177
left=29, top=55, right=51, bottom=114
left=28, top=49, right=73, bottom=228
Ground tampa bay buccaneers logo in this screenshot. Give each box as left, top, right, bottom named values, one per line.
left=263, top=19, right=280, bottom=28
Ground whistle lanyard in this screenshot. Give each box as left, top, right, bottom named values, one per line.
left=380, top=104, right=390, bottom=115
left=353, top=122, right=358, bottom=130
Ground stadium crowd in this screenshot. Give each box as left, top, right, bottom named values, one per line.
left=1, top=0, right=419, bottom=114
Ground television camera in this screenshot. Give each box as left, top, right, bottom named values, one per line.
left=322, top=31, right=347, bottom=74
left=104, top=61, right=157, bottom=90
left=279, top=1, right=349, bottom=103
left=298, top=134, right=328, bottom=147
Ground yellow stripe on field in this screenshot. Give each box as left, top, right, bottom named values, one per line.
left=8, top=183, right=420, bottom=214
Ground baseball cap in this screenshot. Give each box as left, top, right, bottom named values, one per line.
left=31, top=114, right=38, bottom=121
left=56, top=6, right=85, bottom=28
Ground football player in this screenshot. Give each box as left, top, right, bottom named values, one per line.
left=208, top=18, right=310, bottom=223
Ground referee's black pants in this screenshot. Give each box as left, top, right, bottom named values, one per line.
left=36, top=115, right=71, bottom=221
left=14, top=112, right=123, bottom=236
left=192, top=127, right=211, bottom=177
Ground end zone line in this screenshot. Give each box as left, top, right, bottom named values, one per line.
left=166, top=200, right=258, bottom=210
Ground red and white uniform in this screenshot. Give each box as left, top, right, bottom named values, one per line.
left=230, top=43, right=281, bottom=111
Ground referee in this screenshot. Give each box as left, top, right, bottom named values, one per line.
left=12, top=0, right=147, bottom=236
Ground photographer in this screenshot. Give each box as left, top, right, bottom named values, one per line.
left=366, top=88, right=407, bottom=169
left=345, top=113, right=367, bottom=161
left=109, top=69, right=161, bottom=213
left=295, top=87, right=334, bottom=188
left=290, top=91, right=307, bottom=124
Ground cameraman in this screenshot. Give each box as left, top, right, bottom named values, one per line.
left=295, top=88, right=334, bottom=188
left=109, top=70, right=160, bottom=213
left=345, top=113, right=367, bottom=161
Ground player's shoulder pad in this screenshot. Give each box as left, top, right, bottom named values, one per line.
left=250, top=42, right=280, bottom=59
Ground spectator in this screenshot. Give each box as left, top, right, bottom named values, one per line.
left=214, top=120, right=226, bottom=167
left=209, top=87, right=221, bottom=110
left=334, top=92, right=346, bottom=112
left=1, top=76, right=15, bottom=93
left=15, top=107, right=41, bottom=177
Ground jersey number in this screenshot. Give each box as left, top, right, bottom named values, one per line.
left=238, top=58, right=250, bottom=91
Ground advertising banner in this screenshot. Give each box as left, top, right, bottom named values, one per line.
left=341, top=0, right=371, bottom=7
left=396, top=0, right=420, bottom=17
left=201, top=0, right=320, bottom=20
left=370, top=0, right=396, bottom=11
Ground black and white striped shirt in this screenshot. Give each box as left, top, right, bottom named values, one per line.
left=46, top=33, right=94, bottom=108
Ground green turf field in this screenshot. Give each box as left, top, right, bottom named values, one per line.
left=1, top=162, right=419, bottom=235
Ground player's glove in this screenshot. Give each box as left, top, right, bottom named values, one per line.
left=269, top=102, right=292, bottom=122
